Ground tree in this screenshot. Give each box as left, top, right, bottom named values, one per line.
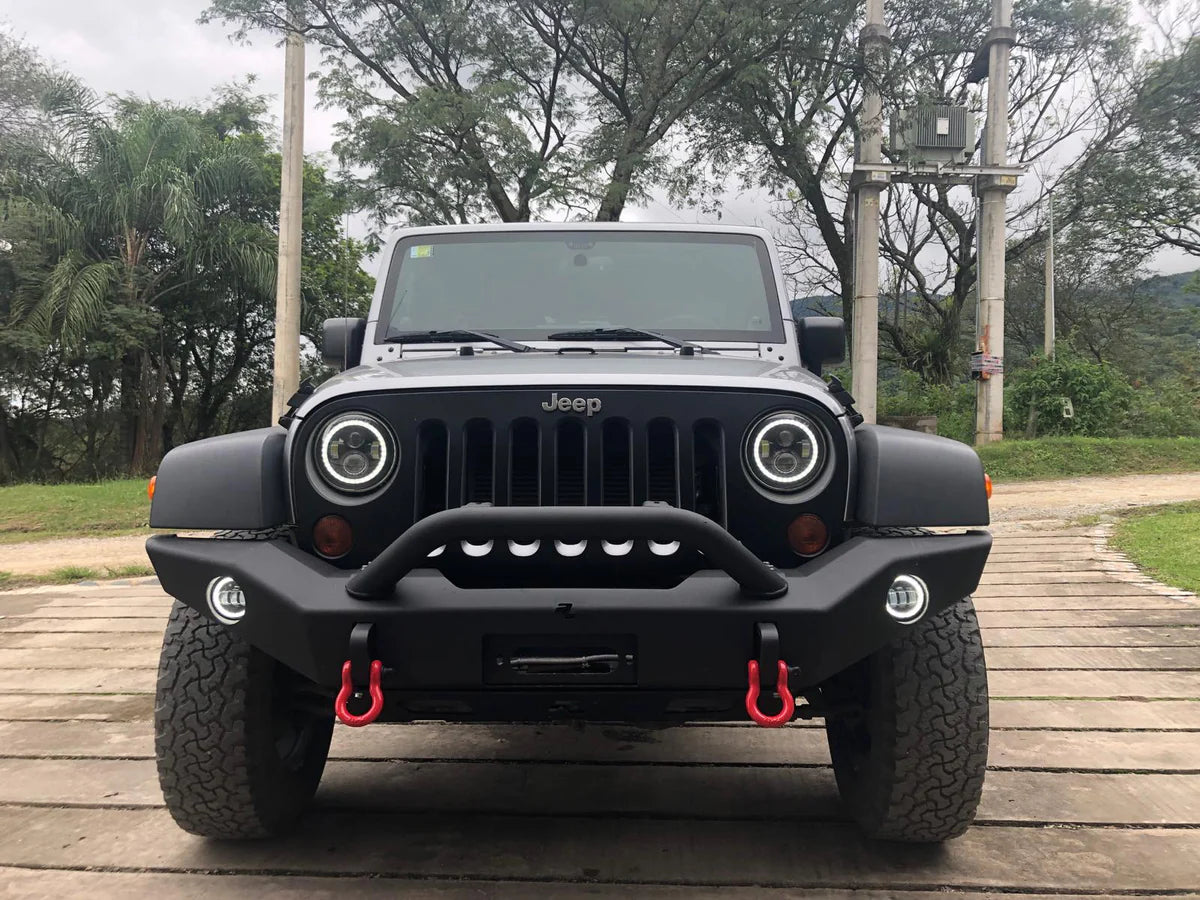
left=202, top=0, right=836, bottom=229
left=691, top=0, right=1141, bottom=384
left=1, top=74, right=374, bottom=481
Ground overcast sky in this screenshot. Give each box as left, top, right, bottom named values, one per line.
left=2, top=0, right=1192, bottom=276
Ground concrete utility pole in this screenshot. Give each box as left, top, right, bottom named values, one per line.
left=973, top=0, right=1017, bottom=445
left=850, top=0, right=890, bottom=424
left=1044, top=191, right=1055, bottom=359
left=271, top=14, right=306, bottom=425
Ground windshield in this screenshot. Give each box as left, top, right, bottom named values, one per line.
left=378, top=230, right=784, bottom=343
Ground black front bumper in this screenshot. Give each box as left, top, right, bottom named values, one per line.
left=146, top=507, right=990, bottom=722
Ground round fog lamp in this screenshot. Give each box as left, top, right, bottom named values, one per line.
left=885, top=574, right=929, bottom=623
left=207, top=575, right=246, bottom=625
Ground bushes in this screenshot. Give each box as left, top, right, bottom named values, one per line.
left=878, top=371, right=976, bottom=444
left=1006, top=350, right=1135, bottom=437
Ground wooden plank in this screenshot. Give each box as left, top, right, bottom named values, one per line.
left=990, top=699, right=1200, bottom=729
left=986, top=645, right=1200, bottom=670
left=0, top=693, right=153, bottom=722
left=978, top=610, right=1200, bottom=628
left=976, top=583, right=1164, bottom=598
left=6, top=719, right=1200, bottom=772
left=3, top=757, right=1198, bottom=826
left=12, top=868, right=1144, bottom=900
left=0, top=668, right=153, bottom=693
left=12, top=607, right=167, bottom=619
left=974, top=596, right=1189, bottom=611
left=0, top=618, right=164, bottom=633
left=0, top=806, right=1196, bottom=891
left=0, top=648, right=158, bottom=669
left=989, top=670, right=1200, bottom=698
left=0, top=631, right=162, bottom=651
left=982, top=626, right=1200, bottom=647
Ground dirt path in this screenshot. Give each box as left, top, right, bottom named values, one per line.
left=2, top=471, right=1199, bottom=578
left=989, top=470, right=1200, bottom=524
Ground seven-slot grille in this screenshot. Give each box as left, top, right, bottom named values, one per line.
left=413, top=416, right=727, bottom=526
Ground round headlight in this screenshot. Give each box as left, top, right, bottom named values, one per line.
left=314, top=412, right=396, bottom=493
left=745, top=412, right=824, bottom=491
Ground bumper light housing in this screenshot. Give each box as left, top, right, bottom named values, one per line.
left=206, top=575, right=246, bottom=625
left=885, top=574, right=929, bottom=623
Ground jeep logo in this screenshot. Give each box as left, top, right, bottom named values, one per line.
left=541, top=392, right=602, bottom=416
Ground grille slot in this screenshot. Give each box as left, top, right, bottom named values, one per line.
left=646, top=418, right=679, bottom=505
left=509, top=419, right=540, bottom=506
left=693, top=420, right=725, bottom=525
left=415, top=421, right=448, bottom=519
left=555, top=420, right=586, bottom=505
left=602, top=419, right=633, bottom=505
left=463, top=419, right=494, bottom=504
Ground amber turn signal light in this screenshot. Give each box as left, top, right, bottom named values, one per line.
left=147, top=475, right=156, bottom=501
left=787, top=513, right=829, bottom=557
left=313, top=515, right=353, bottom=559
left=984, top=473, right=993, bottom=499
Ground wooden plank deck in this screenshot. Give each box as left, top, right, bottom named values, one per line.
left=1, top=525, right=1198, bottom=897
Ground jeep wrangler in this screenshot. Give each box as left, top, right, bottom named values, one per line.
left=146, top=224, right=991, bottom=842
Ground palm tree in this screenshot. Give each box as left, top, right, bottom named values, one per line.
left=13, top=99, right=276, bottom=471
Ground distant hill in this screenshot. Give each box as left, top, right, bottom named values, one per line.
left=791, top=295, right=843, bottom=318
left=1138, top=270, right=1200, bottom=309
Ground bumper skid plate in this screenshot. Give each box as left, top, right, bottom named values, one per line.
left=146, top=507, right=990, bottom=723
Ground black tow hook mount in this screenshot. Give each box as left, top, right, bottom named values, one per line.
left=335, top=622, right=385, bottom=727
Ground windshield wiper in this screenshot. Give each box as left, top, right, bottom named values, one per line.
left=384, top=329, right=536, bottom=353
left=546, top=327, right=701, bottom=353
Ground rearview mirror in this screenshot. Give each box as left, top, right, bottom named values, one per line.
left=796, top=316, right=846, bottom=376
left=322, top=317, right=367, bottom=371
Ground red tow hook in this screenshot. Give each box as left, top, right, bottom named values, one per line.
left=745, top=659, right=795, bottom=727
left=335, top=659, right=384, bottom=727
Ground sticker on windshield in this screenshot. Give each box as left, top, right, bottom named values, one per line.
left=410, top=245, right=434, bottom=259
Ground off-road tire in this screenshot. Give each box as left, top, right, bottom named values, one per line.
left=824, top=595, right=989, bottom=842
left=155, top=600, right=333, bottom=839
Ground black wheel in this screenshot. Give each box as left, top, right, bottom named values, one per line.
left=154, top=600, right=334, bottom=838
left=823, top=596, right=989, bottom=842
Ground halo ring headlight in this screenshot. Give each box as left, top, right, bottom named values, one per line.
left=314, top=412, right=397, bottom=494
left=744, top=411, right=825, bottom=492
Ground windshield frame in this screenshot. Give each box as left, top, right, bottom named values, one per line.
left=374, top=228, right=787, bottom=346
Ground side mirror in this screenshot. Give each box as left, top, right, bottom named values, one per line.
left=796, top=316, right=846, bottom=376
left=322, top=317, right=367, bottom=371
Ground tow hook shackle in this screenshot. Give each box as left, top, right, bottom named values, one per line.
left=745, top=660, right=795, bottom=727
left=745, top=621, right=795, bottom=727
left=336, top=659, right=384, bottom=727
left=335, top=622, right=385, bottom=727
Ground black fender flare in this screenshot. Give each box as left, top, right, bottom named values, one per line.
left=853, top=425, right=989, bottom=527
left=150, top=427, right=289, bottom=530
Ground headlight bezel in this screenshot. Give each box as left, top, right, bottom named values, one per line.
left=312, top=411, right=398, bottom=495
left=743, top=410, right=827, bottom=494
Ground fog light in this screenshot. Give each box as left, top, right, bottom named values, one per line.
left=313, top=515, right=353, bottom=558
left=207, top=575, right=246, bottom=625
left=787, top=514, right=829, bottom=556
left=885, top=574, right=929, bottom=623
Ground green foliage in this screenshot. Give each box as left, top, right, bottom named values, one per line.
left=878, top=371, right=976, bottom=444
left=1112, top=502, right=1200, bottom=595
left=1, top=63, right=374, bottom=482
left=975, top=437, right=1200, bottom=482
left=1007, top=349, right=1135, bottom=437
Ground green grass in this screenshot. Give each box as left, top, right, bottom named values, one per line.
left=0, top=563, right=155, bottom=589
left=976, top=436, right=1200, bottom=482
left=0, top=479, right=151, bottom=543
left=1111, top=501, right=1200, bottom=595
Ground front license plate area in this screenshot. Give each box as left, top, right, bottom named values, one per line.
left=484, top=634, right=637, bottom=686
